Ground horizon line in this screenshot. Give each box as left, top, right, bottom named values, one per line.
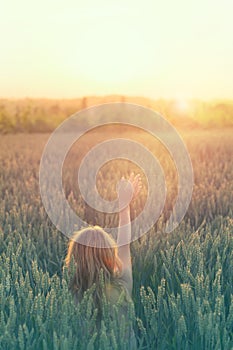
left=0, top=94, right=233, bottom=103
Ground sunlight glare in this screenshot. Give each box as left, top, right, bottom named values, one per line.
left=175, top=98, right=190, bottom=113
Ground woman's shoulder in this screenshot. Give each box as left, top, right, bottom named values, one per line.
left=105, top=273, right=132, bottom=304
left=105, top=282, right=123, bottom=304
left=116, top=268, right=133, bottom=296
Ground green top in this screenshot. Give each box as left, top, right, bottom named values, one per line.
left=105, top=269, right=137, bottom=349
left=105, top=268, right=132, bottom=303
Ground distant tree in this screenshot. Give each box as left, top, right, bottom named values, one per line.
left=0, top=105, right=14, bottom=133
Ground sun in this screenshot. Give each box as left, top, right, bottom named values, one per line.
left=175, top=98, right=190, bottom=113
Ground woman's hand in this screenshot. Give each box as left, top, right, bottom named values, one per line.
left=129, top=172, right=142, bottom=200
left=117, top=172, right=142, bottom=211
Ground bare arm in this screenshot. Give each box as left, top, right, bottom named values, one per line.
left=117, top=173, right=142, bottom=296
left=117, top=205, right=132, bottom=293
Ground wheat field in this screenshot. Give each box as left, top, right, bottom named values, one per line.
left=0, top=121, right=232, bottom=349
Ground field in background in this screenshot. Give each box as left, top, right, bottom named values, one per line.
left=0, top=96, right=233, bottom=133
left=0, top=125, right=232, bottom=349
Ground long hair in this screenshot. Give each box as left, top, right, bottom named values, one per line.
left=64, top=226, right=123, bottom=309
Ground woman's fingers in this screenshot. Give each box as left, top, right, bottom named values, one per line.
left=130, top=173, right=142, bottom=198
left=121, top=172, right=142, bottom=199
left=129, top=172, right=135, bottom=183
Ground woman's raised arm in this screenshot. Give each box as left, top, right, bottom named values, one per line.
left=117, top=173, right=142, bottom=295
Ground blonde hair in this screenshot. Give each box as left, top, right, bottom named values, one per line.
left=64, top=226, right=123, bottom=308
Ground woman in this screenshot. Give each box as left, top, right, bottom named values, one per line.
left=64, top=173, right=142, bottom=349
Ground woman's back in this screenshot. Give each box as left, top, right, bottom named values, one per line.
left=105, top=273, right=137, bottom=349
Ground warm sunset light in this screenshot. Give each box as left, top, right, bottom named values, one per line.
left=175, top=98, right=190, bottom=113
left=62, top=23, right=147, bottom=84
left=0, top=0, right=233, bottom=99
left=1, top=2, right=233, bottom=348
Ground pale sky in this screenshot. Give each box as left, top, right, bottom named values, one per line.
left=0, top=0, right=233, bottom=99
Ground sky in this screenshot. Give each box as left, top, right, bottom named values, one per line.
left=0, top=0, right=233, bottom=100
